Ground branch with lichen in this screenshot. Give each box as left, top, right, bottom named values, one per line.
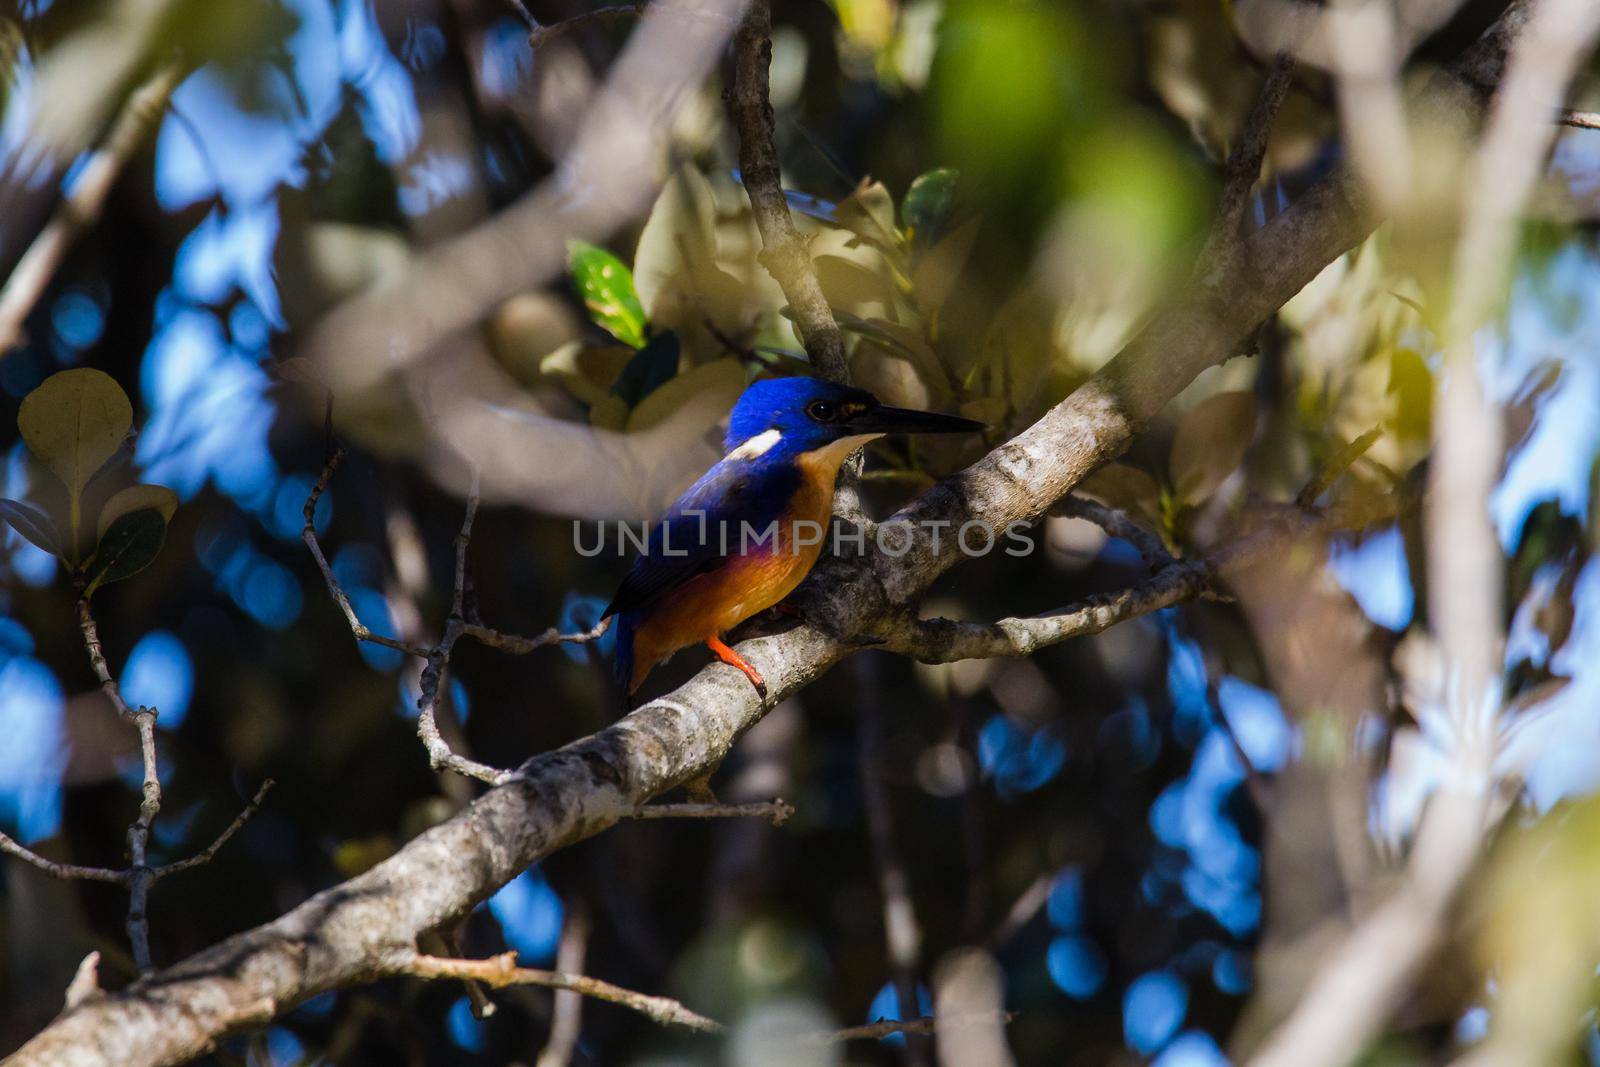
left=4, top=3, right=1546, bottom=1061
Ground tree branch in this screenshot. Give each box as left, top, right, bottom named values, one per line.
left=6, top=3, right=1542, bottom=1061
left=730, top=0, right=848, bottom=382
left=625, top=799, right=794, bottom=826
left=400, top=952, right=724, bottom=1033
left=0, top=64, right=185, bottom=354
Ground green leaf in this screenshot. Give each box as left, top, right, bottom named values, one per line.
left=610, top=330, right=681, bottom=407
left=833, top=178, right=901, bottom=254
left=0, top=498, right=61, bottom=556
left=17, top=368, right=132, bottom=503
left=902, top=167, right=960, bottom=248
left=97, top=484, right=177, bottom=544
left=84, top=508, right=169, bottom=595
left=1169, top=391, right=1256, bottom=506
left=567, top=240, right=648, bottom=349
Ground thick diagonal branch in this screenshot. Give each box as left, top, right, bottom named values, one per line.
left=6, top=5, right=1540, bottom=1063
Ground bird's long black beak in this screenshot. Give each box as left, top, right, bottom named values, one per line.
left=849, top=405, right=986, bottom=436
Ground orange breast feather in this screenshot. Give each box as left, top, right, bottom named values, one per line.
left=627, top=437, right=871, bottom=687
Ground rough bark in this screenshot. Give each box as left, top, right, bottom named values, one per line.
left=7, top=4, right=1535, bottom=1063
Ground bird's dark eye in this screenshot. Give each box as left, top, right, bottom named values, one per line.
left=807, top=400, right=837, bottom=422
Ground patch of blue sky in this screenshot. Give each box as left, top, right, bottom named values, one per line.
left=867, top=981, right=934, bottom=1045
left=398, top=150, right=479, bottom=216
left=173, top=204, right=284, bottom=325
left=1492, top=244, right=1600, bottom=545
left=50, top=286, right=106, bottom=352
left=446, top=996, right=487, bottom=1052
left=1215, top=678, right=1291, bottom=772
left=337, top=0, right=423, bottom=163
left=137, top=307, right=278, bottom=507
left=0, top=617, right=35, bottom=661
left=1124, top=969, right=1188, bottom=1055
left=120, top=630, right=196, bottom=730
left=1047, top=866, right=1084, bottom=930
left=977, top=713, right=1067, bottom=798
left=349, top=587, right=403, bottom=672
left=0, top=43, right=47, bottom=194
left=1502, top=560, right=1600, bottom=810
left=3, top=442, right=58, bottom=586
left=1212, top=947, right=1251, bottom=995
left=1047, top=936, right=1108, bottom=998
left=1163, top=621, right=1212, bottom=745
left=265, top=1026, right=306, bottom=1066
left=487, top=867, right=564, bottom=963
left=1328, top=525, right=1414, bottom=632
left=0, top=656, right=65, bottom=843
left=1152, top=1031, right=1231, bottom=1067
left=154, top=69, right=310, bottom=211
left=479, top=18, right=534, bottom=102
left=558, top=593, right=613, bottom=661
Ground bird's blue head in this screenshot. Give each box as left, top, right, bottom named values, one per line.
left=723, top=377, right=984, bottom=459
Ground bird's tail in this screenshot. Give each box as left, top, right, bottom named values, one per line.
left=611, top=611, right=637, bottom=700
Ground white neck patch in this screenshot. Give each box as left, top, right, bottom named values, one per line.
left=727, top=428, right=782, bottom=461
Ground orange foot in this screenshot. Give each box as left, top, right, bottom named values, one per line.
left=705, top=635, right=768, bottom=701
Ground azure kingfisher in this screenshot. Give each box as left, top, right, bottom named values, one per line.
left=604, top=377, right=983, bottom=700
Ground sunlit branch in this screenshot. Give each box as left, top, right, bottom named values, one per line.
left=625, top=799, right=795, bottom=826
left=731, top=0, right=849, bottom=383
left=0, top=64, right=185, bottom=354
left=8, top=2, right=1546, bottom=1060
left=399, top=952, right=724, bottom=1033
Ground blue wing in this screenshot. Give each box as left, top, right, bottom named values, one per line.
left=603, top=455, right=799, bottom=620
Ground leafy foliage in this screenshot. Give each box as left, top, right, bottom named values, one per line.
left=6, top=371, right=176, bottom=595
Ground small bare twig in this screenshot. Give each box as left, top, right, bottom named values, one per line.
left=799, top=1012, right=1018, bottom=1045
left=0, top=835, right=126, bottom=883
left=151, top=780, right=274, bottom=879
left=0, top=64, right=186, bottom=353
left=1205, top=54, right=1296, bottom=261
left=302, top=448, right=432, bottom=659
left=1053, top=496, right=1173, bottom=569
left=461, top=618, right=611, bottom=655
left=1557, top=107, right=1600, bottom=129
left=76, top=596, right=162, bottom=971
left=303, top=451, right=605, bottom=784
left=626, top=799, right=794, bottom=826
left=401, top=952, right=724, bottom=1033
left=535, top=906, right=591, bottom=1067
left=856, top=655, right=932, bottom=1067
left=730, top=0, right=848, bottom=383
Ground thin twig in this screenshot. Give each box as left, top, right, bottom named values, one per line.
left=1208, top=54, right=1296, bottom=258
left=401, top=952, right=724, bottom=1033
left=730, top=0, right=848, bottom=382
left=461, top=618, right=610, bottom=655
left=799, top=1012, right=1018, bottom=1045
left=1053, top=496, right=1173, bottom=569
left=0, top=834, right=126, bottom=883
left=625, top=799, right=794, bottom=826
left=1556, top=107, right=1600, bottom=129
left=0, top=64, right=186, bottom=353
left=303, top=446, right=607, bottom=783
left=77, top=597, right=161, bottom=972
left=151, top=780, right=275, bottom=880
left=302, top=448, right=433, bottom=659
left=856, top=655, right=932, bottom=1067
left=535, top=906, right=591, bottom=1067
